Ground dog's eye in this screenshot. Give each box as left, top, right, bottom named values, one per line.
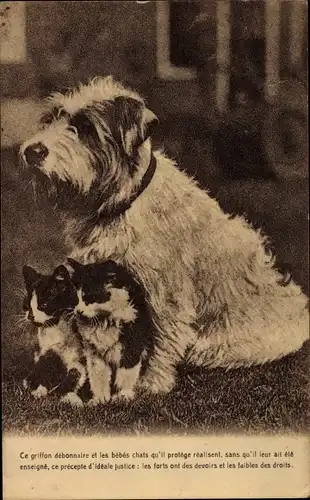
left=67, top=126, right=78, bottom=135
left=40, top=107, right=60, bottom=125
left=40, top=114, right=53, bottom=127
left=58, top=109, right=69, bottom=120
left=40, top=107, right=69, bottom=126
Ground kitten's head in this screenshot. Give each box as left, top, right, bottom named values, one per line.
left=67, top=258, right=138, bottom=326
left=22, top=264, right=78, bottom=327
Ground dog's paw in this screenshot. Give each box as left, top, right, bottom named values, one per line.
left=31, top=385, right=48, bottom=399
left=112, top=389, right=135, bottom=402
left=87, top=394, right=110, bottom=406
left=60, top=392, right=84, bottom=407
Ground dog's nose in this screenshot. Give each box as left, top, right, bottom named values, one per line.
left=24, top=142, right=48, bottom=166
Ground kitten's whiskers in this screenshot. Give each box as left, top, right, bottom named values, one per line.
left=62, top=310, right=74, bottom=322
left=11, top=313, right=28, bottom=330
left=48, top=383, right=61, bottom=394
left=15, top=287, right=27, bottom=299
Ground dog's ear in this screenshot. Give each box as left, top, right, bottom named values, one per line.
left=53, top=265, right=71, bottom=282
left=142, top=107, right=159, bottom=143
left=66, top=258, right=84, bottom=274
left=113, top=96, right=158, bottom=156
left=22, top=266, right=41, bottom=288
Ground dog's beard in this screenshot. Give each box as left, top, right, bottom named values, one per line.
left=22, top=163, right=55, bottom=208
left=21, top=156, right=116, bottom=220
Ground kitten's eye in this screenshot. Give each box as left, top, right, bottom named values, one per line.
left=84, top=294, right=95, bottom=303
left=83, top=290, right=111, bottom=304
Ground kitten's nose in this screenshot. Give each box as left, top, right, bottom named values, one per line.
left=76, top=311, right=88, bottom=324
left=23, top=142, right=48, bottom=167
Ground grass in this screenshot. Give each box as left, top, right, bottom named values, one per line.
left=1, top=145, right=309, bottom=436
left=3, top=342, right=309, bottom=436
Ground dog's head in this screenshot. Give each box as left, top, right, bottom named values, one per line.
left=19, top=76, right=158, bottom=214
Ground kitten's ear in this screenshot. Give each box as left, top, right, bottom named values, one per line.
left=22, top=266, right=41, bottom=288
left=66, top=258, right=83, bottom=274
left=53, top=265, right=71, bottom=282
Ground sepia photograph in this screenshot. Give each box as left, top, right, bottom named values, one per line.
left=1, top=0, right=309, bottom=449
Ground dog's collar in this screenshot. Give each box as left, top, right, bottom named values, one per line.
left=97, top=152, right=157, bottom=224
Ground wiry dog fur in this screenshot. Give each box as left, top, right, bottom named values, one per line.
left=20, top=76, right=309, bottom=394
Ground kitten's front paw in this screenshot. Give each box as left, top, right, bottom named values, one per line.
left=31, top=385, right=48, bottom=399
left=60, top=392, right=83, bottom=407
left=22, top=379, right=28, bottom=390
left=87, top=397, right=101, bottom=407
left=105, top=343, right=122, bottom=365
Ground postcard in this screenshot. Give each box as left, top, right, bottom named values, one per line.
left=2, top=1, right=309, bottom=498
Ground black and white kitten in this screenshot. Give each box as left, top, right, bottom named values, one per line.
left=67, top=258, right=155, bottom=404
left=22, top=264, right=88, bottom=406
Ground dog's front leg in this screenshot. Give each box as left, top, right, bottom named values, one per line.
left=140, top=320, right=196, bottom=394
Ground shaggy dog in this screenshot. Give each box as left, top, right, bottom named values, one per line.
left=20, top=76, right=309, bottom=394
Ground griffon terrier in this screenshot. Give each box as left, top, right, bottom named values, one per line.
left=20, top=76, right=309, bottom=394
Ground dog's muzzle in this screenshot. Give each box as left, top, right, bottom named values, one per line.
left=23, top=142, right=48, bottom=167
